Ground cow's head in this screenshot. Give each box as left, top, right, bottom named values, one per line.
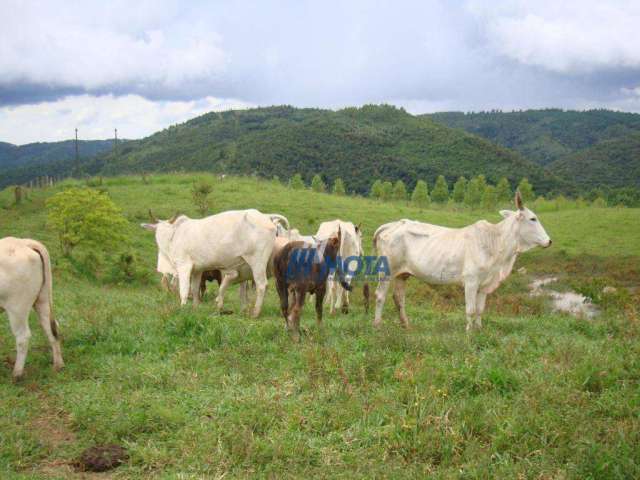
left=140, top=210, right=185, bottom=255
left=500, top=191, right=552, bottom=252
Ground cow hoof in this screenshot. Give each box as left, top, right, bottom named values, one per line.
left=53, top=362, right=65, bottom=372
left=219, top=309, right=234, bottom=315
left=341, top=305, right=349, bottom=314
left=12, top=373, right=24, bottom=383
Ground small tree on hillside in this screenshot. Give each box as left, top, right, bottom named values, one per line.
left=496, top=177, right=512, bottom=203
left=370, top=180, right=383, bottom=199
left=290, top=173, right=305, bottom=190
left=393, top=180, right=407, bottom=201
left=517, top=178, right=534, bottom=203
left=46, top=188, right=128, bottom=256
left=333, top=177, right=346, bottom=195
left=381, top=181, right=394, bottom=201
left=452, top=176, right=467, bottom=203
left=431, top=175, right=449, bottom=204
left=191, top=180, right=213, bottom=215
left=411, top=180, right=430, bottom=208
left=311, top=174, right=326, bottom=193
left=482, top=185, right=498, bottom=210
left=464, top=176, right=484, bottom=209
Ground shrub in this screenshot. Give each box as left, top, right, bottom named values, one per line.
left=517, top=178, right=535, bottom=202
left=496, top=177, right=511, bottom=203
left=370, top=180, right=383, bottom=199
left=191, top=180, right=213, bottom=215
left=393, top=180, right=407, bottom=201
left=332, top=178, right=346, bottom=195
left=452, top=176, right=467, bottom=203
left=46, top=187, right=128, bottom=256
left=431, top=175, right=449, bottom=203
left=482, top=185, right=498, bottom=210
left=311, top=174, right=326, bottom=193
left=411, top=180, right=430, bottom=207
left=289, top=174, right=305, bottom=190
left=381, top=181, right=393, bottom=201
left=464, top=176, right=484, bottom=209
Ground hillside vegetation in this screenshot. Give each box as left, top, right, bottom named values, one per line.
left=0, top=105, right=567, bottom=195
left=427, top=109, right=640, bottom=191
left=1, top=174, right=639, bottom=478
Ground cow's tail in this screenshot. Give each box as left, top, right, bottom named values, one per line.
left=27, top=241, right=58, bottom=339
left=268, top=214, right=290, bottom=231
left=372, top=221, right=396, bottom=252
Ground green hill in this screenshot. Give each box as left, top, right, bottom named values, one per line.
left=0, top=105, right=567, bottom=194
left=548, top=132, right=640, bottom=190
left=426, top=109, right=640, bottom=166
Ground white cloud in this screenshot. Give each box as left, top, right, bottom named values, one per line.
left=468, top=0, right=640, bottom=74
left=0, top=1, right=227, bottom=94
left=0, top=95, right=253, bottom=145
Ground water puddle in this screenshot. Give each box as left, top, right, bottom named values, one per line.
left=529, top=276, right=599, bottom=319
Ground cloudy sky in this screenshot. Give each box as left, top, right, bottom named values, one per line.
left=1, top=0, right=640, bottom=144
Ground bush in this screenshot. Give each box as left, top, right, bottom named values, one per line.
left=289, top=174, right=305, bottom=190
left=452, top=176, right=467, bottom=203
left=46, top=188, right=129, bottom=256
left=517, top=178, right=535, bottom=203
left=381, top=181, right=393, bottom=201
left=393, top=180, right=407, bottom=201
left=311, top=174, right=326, bottom=193
left=191, top=180, right=213, bottom=215
left=370, top=180, right=383, bottom=199
left=411, top=180, right=430, bottom=207
left=332, top=178, right=346, bottom=195
left=431, top=175, right=449, bottom=203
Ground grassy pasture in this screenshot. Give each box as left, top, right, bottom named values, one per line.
left=1, top=174, right=639, bottom=479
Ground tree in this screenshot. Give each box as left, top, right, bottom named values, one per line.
left=381, top=181, right=393, bottom=201
left=496, top=177, right=512, bottom=203
left=393, top=180, right=407, bottom=201
left=191, top=180, right=213, bottom=215
left=482, top=185, right=498, bottom=210
left=370, top=180, right=383, bottom=199
left=431, top=175, right=449, bottom=203
left=46, top=188, right=128, bottom=256
left=464, top=176, right=484, bottom=209
left=289, top=173, right=305, bottom=190
left=411, top=180, right=430, bottom=207
left=517, top=178, right=534, bottom=202
left=311, top=174, right=326, bottom=193
left=332, top=177, right=346, bottom=195
left=452, top=176, right=467, bottom=203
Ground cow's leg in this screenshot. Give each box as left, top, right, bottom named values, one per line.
left=34, top=297, right=64, bottom=371
left=238, top=282, right=247, bottom=312
left=475, top=291, right=487, bottom=329
left=190, top=270, right=203, bottom=307
left=216, top=271, right=238, bottom=311
left=288, top=287, right=306, bottom=341
left=250, top=269, right=268, bottom=319
left=177, top=264, right=193, bottom=306
left=315, top=285, right=325, bottom=326
left=342, top=284, right=350, bottom=314
left=392, top=276, right=409, bottom=328
left=373, top=277, right=392, bottom=327
left=326, top=274, right=337, bottom=314
left=464, top=282, right=479, bottom=332
left=161, top=273, right=171, bottom=292
left=7, top=306, right=31, bottom=379
left=276, top=279, right=289, bottom=323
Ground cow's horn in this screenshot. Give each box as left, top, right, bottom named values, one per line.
left=515, top=190, right=524, bottom=210
left=148, top=209, right=158, bottom=223
left=168, top=212, right=180, bottom=224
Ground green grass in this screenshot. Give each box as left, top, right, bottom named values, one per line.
left=1, top=174, right=639, bottom=478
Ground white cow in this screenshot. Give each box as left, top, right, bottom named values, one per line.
left=372, top=192, right=551, bottom=331
left=149, top=211, right=289, bottom=312
left=141, top=209, right=278, bottom=317
left=0, top=237, right=64, bottom=379
left=316, top=220, right=364, bottom=314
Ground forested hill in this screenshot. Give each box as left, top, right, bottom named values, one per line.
left=2, top=105, right=566, bottom=194
left=425, top=109, right=640, bottom=167
left=548, top=132, right=640, bottom=190
left=0, top=139, right=116, bottom=170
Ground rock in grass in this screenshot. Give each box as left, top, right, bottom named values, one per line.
left=77, top=444, right=128, bottom=472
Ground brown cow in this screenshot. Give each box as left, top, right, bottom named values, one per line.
left=274, top=230, right=352, bottom=341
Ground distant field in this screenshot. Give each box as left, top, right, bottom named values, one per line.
left=1, top=174, right=639, bottom=478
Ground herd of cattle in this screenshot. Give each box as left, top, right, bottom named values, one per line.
left=0, top=191, right=551, bottom=379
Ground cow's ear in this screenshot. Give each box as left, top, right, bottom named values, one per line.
left=140, top=223, right=157, bottom=231
left=499, top=210, right=514, bottom=218
left=515, top=190, right=524, bottom=210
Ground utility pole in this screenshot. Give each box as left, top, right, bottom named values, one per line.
left=74, top=128, right=80, bottom=177
left=114, top=128, right=118, bottom=156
